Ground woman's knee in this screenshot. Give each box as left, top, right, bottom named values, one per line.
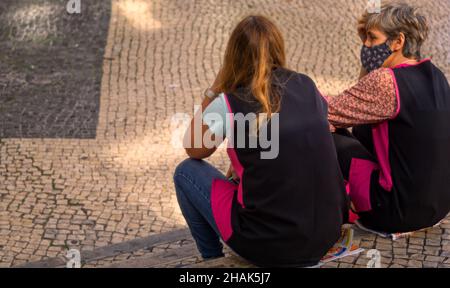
left=173, top=158, right=203, bottom=185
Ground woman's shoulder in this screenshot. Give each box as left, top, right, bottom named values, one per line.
left=274, top=67, right=317, bottom=87
left=295, top=72, right=317, bottom=86
left=365, top=67, right=393, bottom=78
left=359, top=68, right=394, bottom=88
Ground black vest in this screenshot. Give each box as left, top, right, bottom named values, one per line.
left=357, top=60, right=450, bottom=232
left=216, top=68, right=348, bottom=267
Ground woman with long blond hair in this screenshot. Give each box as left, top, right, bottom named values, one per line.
left=173, top=15, right=348, bottom=267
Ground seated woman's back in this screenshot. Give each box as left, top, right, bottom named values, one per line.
left=176, top=15, right=348, bottom=268
left=221, top=67, right=348, bottom=267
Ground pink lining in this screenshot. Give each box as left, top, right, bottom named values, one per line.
left=367, top=69, right=398, bottom=192
left=223, top=93, right=234, bottom=137
left=345, top=181, right=360, bottom=223
left=223, top=94, right=246, bottom=208
left=388, top=68, right=401, bottom=118
left=227, top=148, right=245, bottom=207
left=348, top=158, right=379, bottom=212
left=372, top=58, right=428, bottom=191
left=372, top=122, right=393, bottom=192
left=211, top=179, right=236, bottom=242
left=393, top=58, right=431, bottom=69
left=368, top=68, right=400, bottom=192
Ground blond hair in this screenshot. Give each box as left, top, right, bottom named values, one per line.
left=215, top=15, right=286, bottom=117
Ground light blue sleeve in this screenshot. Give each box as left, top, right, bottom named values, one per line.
left=202, top=93, right=230, bottom=139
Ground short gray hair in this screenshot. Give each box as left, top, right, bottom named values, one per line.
left=359, top=2, right=429, bottom=59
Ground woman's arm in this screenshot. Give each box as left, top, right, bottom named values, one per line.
left=184, top=72, right=226, bottom=159
left=327, top=68, right=398, bottom=129
left=183, top=97, right=219, bottom=159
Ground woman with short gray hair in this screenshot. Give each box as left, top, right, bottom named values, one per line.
left=325, top=2, right=450, bottom=234
left=358, top=1, right=429, bottom=71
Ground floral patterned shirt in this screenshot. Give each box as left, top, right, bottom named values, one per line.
left=325, top=68, right=398, bottom=131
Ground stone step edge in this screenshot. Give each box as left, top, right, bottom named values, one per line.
left=103, top=243, right=242, bottom=268
left=103, top=243, right=200, bottom=268
left=18, top=228, right=192, bottom=268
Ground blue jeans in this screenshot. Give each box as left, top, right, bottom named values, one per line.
left=173, top=158, right=229, bottom=259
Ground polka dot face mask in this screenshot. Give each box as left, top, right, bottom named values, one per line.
left=361, top=42, right=393, bottom=73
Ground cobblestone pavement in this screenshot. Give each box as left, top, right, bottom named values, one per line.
left=1, top=0, right=450, bottom=267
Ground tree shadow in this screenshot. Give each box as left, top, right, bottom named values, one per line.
left=0, top=0, right=112, bottom=138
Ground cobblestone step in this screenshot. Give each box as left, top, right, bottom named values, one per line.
left=189, top=254, right=256, bottom=268
left=19, top=229, right=193, bottom=268
left=101, top=242, right=252, bottom=268
left=18, top=226, right=253, bottom=268
left=103, top=243, right=200, bottom=268
left=18, top=220, right=450, bottom=268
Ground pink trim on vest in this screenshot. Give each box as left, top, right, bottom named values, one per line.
left=223, top=94, right=245, bottom=208
left=374, top=58, right=430, bottom=191
left=348, top=158, right=379, bottom=212
left=388, top=68, right=401, bottom=118
left=211, top=179, right=236, bottom=242
left=372, top=122, right=393, bottom=192
left=393, top=58, right=431, bottom=69
left=345, top=181, right=360, bottom=223
left=223, top=93, right=234, bottom=135
left=227, top=148, right=245, bottom=207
